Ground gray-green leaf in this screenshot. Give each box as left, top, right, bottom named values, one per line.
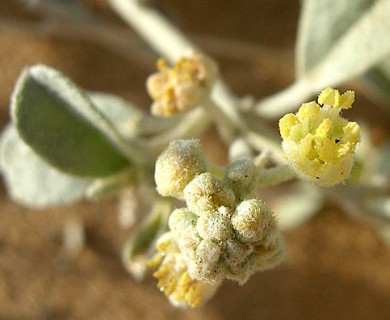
left=89, top=92, right=181, bottom=138
left=296, top=0, right=373, bottom=77
left=256, top=0, right=390, bottom=118
left=297, top=0, right=390, bottom=86
left=0, top=125, right=92, bottom=208
left=122, top=199, right=171, bottom=280
left=11, top=65, right=131, bottom=177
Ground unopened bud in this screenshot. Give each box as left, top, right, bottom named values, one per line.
left=155, top=139, right=206, bottom=198
left=184, top=172, right=235, bottom=215
left=224, top=159, right=257, bottom=202
left=232, top=199, right=276, bottom=243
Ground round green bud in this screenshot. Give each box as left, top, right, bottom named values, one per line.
left=155, top=139, right=206, bottom=199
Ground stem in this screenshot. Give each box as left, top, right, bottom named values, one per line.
left=146, top=108, right=211, bottom=153
left=257, top=164, right=296, bottom=186
left=107, top=0, right=247, bottom=138
left=202, top=99, right=238, bottom=144
left=118, top=187, right=139, bottom=229
left=108, top=0, right=196, bottom=61
left=245, top=131, right=285, bottom=164
left=63, top=214, right=85, bottom=258
left=211, top=80, right=248, bottom=131
left=255, top=79, right=314, bottom=119
left=229, top=136, right=253, bottom=162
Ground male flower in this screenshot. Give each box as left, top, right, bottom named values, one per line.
left=279, top=88, right=360, bottom=186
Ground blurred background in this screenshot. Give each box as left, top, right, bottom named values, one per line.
left=1, top=1, right=390, bottom=319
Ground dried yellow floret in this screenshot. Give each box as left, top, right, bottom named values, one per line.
left=146, top=51, right=218, bottom=116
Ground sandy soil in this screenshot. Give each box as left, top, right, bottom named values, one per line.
left=1, top=1, right=390, bottom=319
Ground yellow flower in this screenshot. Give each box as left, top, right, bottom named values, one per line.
left=146, top=51, right=218, bottom=116
left=279, top=87, right=360, bottom=187
left=150, top=232, right=221, bottom=308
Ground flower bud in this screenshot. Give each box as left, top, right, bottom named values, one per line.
left=231, top=199, right=277, bottom=243
left=168, top=208, right=198, bottom=235
left=196, top=208, right=232, bottom=241
left=146, top=51, right=218, bottom=116
left=278, top=87, right=360, bottom=186
left=151, top=232, right=221, bottom=308
left=224, top=159, right=257, bottom=201
left=188, top=239, right=223, bottom=284
left=155, top=139, right=206, bottom=198
left=223, top=239, right=254, bottom=282
left=183, top=172, right=235, bottom=215
left=168, top=208, right=200, bottom=263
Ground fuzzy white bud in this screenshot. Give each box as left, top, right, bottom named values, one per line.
left=224, top=159, right=257, bottom=202
left=231, top=199, right=276, bottom=243
left=184, top=172, right=235, bottom=215
left=155, top=139, right=206, bottom=199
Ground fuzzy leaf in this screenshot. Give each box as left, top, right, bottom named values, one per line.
left=256, top=0, right=390, bottom=118
left=122, top=200, right=171, bottom=280
left=0, top=125, right=91, bottom=208
left=89, top=92, right=181, bottom=137
left=85, top=169, right=136, bottom=200
left=297, top=0, right=390, bottom=87
left=89, top=92, right=144, bottom=139
left=11, top=65, right=131, bottom=177
left=296, top=0, right=372, bottom=77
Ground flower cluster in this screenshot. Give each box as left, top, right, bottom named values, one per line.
left=146, top=51, right=218, bottom=117
left=279, top=87, right=360, bottom=187
left=151, top=139, right=284, bottom=307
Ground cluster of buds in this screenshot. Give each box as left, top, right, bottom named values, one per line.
left=146, top=51, right=218, bottom=116
left=279, top=87, right=360, bottom=187
left=151, top=140, right=284, bottom=307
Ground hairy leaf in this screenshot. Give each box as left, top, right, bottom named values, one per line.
left=122, top=199, right=171, bottom=280
left=11, top=65, right=131, bottom=177
left=257, top=0, right=390, bottom=118
left=296, top=0, right=372, bottom=77
left=298, top=0, right=390, bottom=87
left=89, top=92, right=181, bottom=137
left=0, top=125, right=91, bottom=208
